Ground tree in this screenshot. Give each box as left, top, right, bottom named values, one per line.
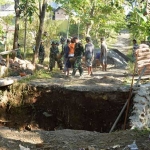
left=18, top=0, right=48, bottom=63
left=126, top=0, right=149, bottom=40
left=19, top=0, right=38, bottom=59
left=13, top=0, right=20, bottom=50
left=32, top=0, right=48, bottom=64
left=1, top=15, right=14, bottom=50
left=55, top=0, right=126, bottom=38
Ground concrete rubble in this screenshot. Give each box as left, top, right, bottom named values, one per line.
left=130, top=83, right=150, bottom=129
left=0, top=56, right=35, bottom=77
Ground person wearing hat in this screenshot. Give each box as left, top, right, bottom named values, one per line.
left=85, top=37, right=94, bottom=75
left=38, top=41, right=45, bottom=64
left=49, top=41, right=63, bottom=71
left=72, top=37, right=84, bottom=77
left=100, top=37, right=107, bottom=71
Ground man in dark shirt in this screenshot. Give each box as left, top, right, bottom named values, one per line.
left=38, top=41, right=45, bottom=64
left=49, top=41, right=62, bottom=71
left=72, top=37, right=84, bottom=77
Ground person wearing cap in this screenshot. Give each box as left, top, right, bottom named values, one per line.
left=38, top=41, right=45, bottom=64
left=100, top=37, right=107, bottom=71
left=72, top=37, right=84, bottom=77
left=49, top=41, right=63, bottom=71
left=85, top=37, right=94, bottom=75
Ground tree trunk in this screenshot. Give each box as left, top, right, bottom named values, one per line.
left=23, top=0, right=28, bottom=59
left=24, top=17, right=27, bottom=59
left=85, top=2, right=95, bottom=37
left=13, top=0, right=20, bottom=51
left=32, top=0, right=47, bottom=64
left=85, top=23, right=93, bottom=37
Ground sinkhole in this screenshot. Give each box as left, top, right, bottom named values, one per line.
left=0, top=84, right=130, bottom=133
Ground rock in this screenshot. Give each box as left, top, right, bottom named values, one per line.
left=130, top=83, right=150, bottom=129
left=25, top=125, right=32, bottom=131
left=12, top=61, right=20, bottom=68
left=63, top=141, right=69, bottom=145
left=26, top=63, right=35, bottom=71
left=43, top=112, right=53, bottom=117
left=0, top=65, right=7, bottom=77
left=0, top=78, right=14, bottom=87
left=134, top=95, right=147, bottom=104
left=19, top=144, right=30, bottom=150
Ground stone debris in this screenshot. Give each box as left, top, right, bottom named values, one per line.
left=127, top=140, right=138, bottom=150
left=0, top=78, right=14, bottom=87
left=131, top=83, right=150, bottom=129
left=43, top=112, right=53, bottom=117
left=0, top=127, right=149, bottom=150
left=19, top=144, right=30, bottom=150
left=0, top=55, right=35, bottom=77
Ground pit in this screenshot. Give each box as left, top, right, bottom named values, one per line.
left=0, top=79, right=130, bottom=133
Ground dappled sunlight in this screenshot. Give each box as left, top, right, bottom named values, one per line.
left=0, top=128, right=43, bottom=144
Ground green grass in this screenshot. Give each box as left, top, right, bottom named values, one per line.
left=19, top=69, right=52, bottom=83
left=126, top=49, right=133, bottom=62
left=127, top=61, right=135, bottom=74
left=126, top=48, right=136, bottom=74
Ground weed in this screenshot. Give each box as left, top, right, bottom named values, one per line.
left=19, top=69, right=51, bottom=83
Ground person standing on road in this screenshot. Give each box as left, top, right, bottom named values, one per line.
left=85, top=37, right=94, bottom=76
left=60, top=37, right=66, bottom=71
left=72, top=37, right=84, bottom=77
left=68, top=38, right=75, bottom=65
left=64, top=39, right=71, bottom=76
left=38, top=41, right=45, bottom=64
left=100, top=37, right=107, bottom=71
left=49, top=41, right=63, bottom=71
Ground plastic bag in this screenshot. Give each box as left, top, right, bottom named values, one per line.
left=19, top=144, right=30, bottom=150
left=128, top=140, right=138, bottom=150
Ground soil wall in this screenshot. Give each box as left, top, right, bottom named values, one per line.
left=0, top=83, right=129, bottom=132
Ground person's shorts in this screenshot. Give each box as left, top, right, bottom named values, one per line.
left=86, top=58, right=93, bottom=67
left=100, top=56, right=107, bottom=64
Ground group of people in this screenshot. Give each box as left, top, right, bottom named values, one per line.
left=38, top=36, right=108, bottom=77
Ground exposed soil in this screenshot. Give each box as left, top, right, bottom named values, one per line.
left=2, top=88, right=128, bottom=132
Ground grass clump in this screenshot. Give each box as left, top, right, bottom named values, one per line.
left=19, top=69, right=51, bottom=83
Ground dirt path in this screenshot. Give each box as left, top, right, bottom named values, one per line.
left=109, top=31, right=131, bottom=54
left=0, top=127, right=150, bottom=150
